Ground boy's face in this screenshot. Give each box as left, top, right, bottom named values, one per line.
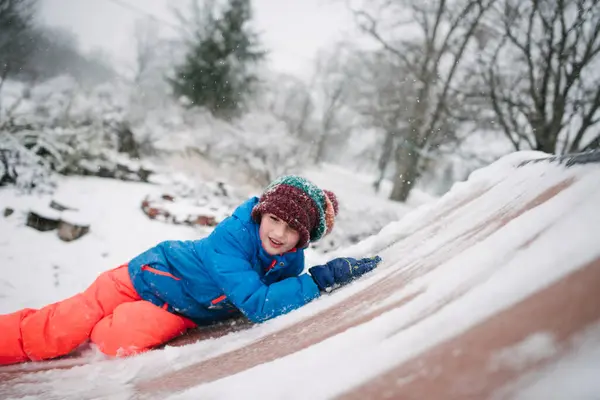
left=259, top=213, right=300, bottom=255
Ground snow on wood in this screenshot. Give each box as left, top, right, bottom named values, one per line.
left=132, top=150, right=600, bottom=399
left=0, top=151, right=598, bottom=400
left=49, top=199, right=78, bottom=212
left=23, top=202, right=90, bottom=241
left=26, top=205, right=62, bottom=232
left=26, top=211, right=61, bottom=232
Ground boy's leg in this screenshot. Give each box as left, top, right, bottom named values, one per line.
left=91, top=301, right=197, bottom=357
left=0, top=265, right=140, bottom=364
left=0, top=308, right=36, bottom=364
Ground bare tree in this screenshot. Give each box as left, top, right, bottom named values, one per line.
left=262, top=73, right=315, bottom=138
left=0, top=0, right=37, bottom=103
left=19, top=27, right=115, bottom=85
left=267, top=46, right=355, bottom=165
left=133, top=19, right=161, bottom=86
left=311, top=47, right=351, bottom=164
left=465, top=0, right=600, bottom=154
left=128, top=18, right=175, bottom=113
left=349, top=0, right=496, bottom=202
left=343, top=49, right=415, bottom=191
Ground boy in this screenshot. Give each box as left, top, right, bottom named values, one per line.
left=0, top=175, right=381, bottom=364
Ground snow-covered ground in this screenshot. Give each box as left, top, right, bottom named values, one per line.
left=1, top=152, right=599, bottom=399
left=0, top=176, right=203, bottom=313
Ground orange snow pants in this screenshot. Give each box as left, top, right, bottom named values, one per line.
left=0, top=265, right=196, bottom=365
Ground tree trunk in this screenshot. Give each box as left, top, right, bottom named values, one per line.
left=534, top=126, right=557, bottom=154
left=389, top=138, right=420, bottom=202
left=535, top=140, right=556, bottom=154
left=117, top=122, right=140, bottom=158
left=374, top=130, right=395, bottom=192
left=313, top=132, right=328, bottom=164
left=389, top=80, right=428, bottom=202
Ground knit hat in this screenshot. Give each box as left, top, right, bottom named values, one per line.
left=251, top=175, right=339, bottom=248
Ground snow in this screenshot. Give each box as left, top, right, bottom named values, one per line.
left=489, top=333, right=558, bottom=372
left=512, top=323, right=600, bottom=399
left=59, top=210, right=92, bottom=227
left=0, top=152, right=598, bottom=399
left=27, top=205, right=62, bottom=221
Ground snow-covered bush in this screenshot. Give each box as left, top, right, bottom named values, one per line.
left=0, top=74, right=315, bottom=190
left=0, top=77, right=151, bottom=189
left=0, top=131, right=56, bottom=192
left=139, top=100, right=313, bottom=186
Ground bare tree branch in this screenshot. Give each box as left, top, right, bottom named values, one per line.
left=426, top=0, right=496, bottom=142
left=473, top=0, right=600, bottom=154
left=351, top=9, right=415, bottom=73
left=570, top=84, right=600, bottom=151
left=582, top=131, right=600, bottom=151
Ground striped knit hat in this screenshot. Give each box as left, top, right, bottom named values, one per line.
left=251, top=175, right=339, bottom=248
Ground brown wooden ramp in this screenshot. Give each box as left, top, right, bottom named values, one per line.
left=131, top=151, right=600, bottom=399
left=1, top=151, right=599, bottom=400
left=341, top=257, right=600, bottom=400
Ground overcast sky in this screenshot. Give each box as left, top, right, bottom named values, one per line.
left=38, top=0, right=359, bottom=78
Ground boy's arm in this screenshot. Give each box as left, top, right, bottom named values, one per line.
left=204, top=222, right=320, bottom=323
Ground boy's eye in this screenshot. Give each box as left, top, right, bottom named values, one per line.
left=269, top=215, right=279, bottom=222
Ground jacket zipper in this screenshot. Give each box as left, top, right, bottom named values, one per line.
left=141, top=265, right=181, bottom=281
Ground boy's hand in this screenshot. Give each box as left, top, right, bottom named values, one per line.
left=309, top=256, right=382, bottom=293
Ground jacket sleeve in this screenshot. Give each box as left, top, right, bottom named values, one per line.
left=204, top=220, right=321, bottom=323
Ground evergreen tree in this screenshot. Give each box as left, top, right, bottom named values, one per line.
left=170, top=0, right=264, bottom=118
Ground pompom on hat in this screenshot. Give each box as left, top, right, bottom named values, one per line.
left=251, top=175, right=339, bottom=248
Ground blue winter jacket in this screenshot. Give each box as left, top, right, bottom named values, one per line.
left=128, top=197, right=321, bottom=324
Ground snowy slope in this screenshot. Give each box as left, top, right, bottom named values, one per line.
left=1, top=151, right=599, bottom=399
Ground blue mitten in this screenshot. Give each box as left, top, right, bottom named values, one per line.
left=309, top=256, right=382, bottom=292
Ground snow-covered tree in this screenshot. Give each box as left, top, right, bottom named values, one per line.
left=170, top=0, right=264, bottom=118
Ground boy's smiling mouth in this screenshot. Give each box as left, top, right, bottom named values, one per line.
left=269, top=237, right=283, bottom=247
